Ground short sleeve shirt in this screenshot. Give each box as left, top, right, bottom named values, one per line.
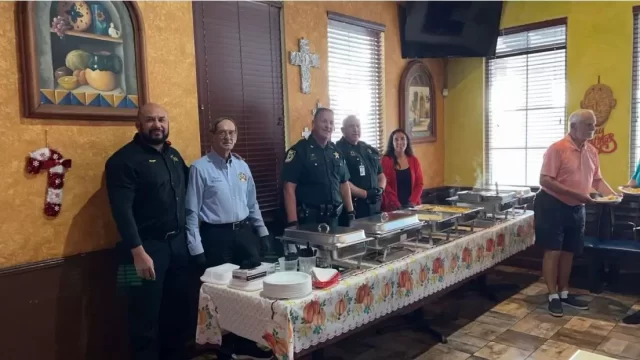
left=336, top=137, right=382, bottom=191
left=281, top=136, right=350, bottom=206
left=540, top=135, right=601, bottom=206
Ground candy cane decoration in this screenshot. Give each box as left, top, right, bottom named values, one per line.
left=25, top=148, right=72, bottom=217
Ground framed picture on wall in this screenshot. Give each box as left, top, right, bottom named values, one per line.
left=399, top=60, right=436, bottom=143
left=17, top=1, right=148, bottom=121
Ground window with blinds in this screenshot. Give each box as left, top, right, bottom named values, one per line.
left=327, top=13, right=385, bottom=150
left=631, top=10, right=640, bottom=178
left=485, top=20, right=567, bottom=187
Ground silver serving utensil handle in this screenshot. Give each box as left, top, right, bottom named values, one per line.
left=380, top=212, right=389, bottom=222
left=318, top=223, right=330, bottom=233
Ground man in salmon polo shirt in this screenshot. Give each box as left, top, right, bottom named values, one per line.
left=535, top=109, right=617, bottom=317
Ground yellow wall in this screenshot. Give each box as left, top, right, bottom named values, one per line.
left=445, top=1, right=638, bottom=188
left=0, top=2, right=201, bottom=268
left=1, top=1, right=445, bottom=268
left=283, top=1, right=445, bottom=188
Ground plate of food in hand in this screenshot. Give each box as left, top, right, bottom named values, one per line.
left=619, top=186, right=640, bottom=196
left=593, top=194, right=623, bottom=203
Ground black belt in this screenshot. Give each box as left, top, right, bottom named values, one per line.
left=300, top=203, right=343, bottom=218
left=202, top=218, right=250, bottom=231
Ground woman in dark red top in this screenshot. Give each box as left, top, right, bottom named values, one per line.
left=381, top=129, right=424, bottom=211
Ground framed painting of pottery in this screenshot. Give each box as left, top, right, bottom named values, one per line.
left=399, top=60, right=436, bottom=144
left=17, top=1, right=148, bottom=121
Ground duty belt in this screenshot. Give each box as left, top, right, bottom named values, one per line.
left=299, top=203, right=343, bottom=218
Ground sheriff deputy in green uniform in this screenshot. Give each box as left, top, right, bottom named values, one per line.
left=281, top=108, right=355, bottom=228
left=336, top=115, right=386, bottom=222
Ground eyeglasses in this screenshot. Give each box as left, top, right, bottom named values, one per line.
left=215, top=130, right=237, bottom=138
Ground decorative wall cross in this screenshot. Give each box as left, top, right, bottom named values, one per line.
left=289, top=38, right=320, bottom=94
left=311, top=100, right=323, bottom=115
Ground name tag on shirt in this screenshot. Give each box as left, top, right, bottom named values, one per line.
left=359, top=165, right=366, bottom=176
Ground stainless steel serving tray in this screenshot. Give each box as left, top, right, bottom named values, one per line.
left=473, top=185, right=532, bottom=197
left=456, top=191, right=516, bottom=204
left=349, top=211, right=420, bottom=235
left=283, top=224, right=366, bottom=245
left=418, top=212, right=460, bottom=233
left=367, top=222, right=423, bottom=250
left=410, top=204, right=482, bottom=224
left=295, top=237, right=372, bottom=260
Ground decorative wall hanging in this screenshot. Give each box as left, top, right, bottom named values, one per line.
left=399, top=60, right=436, bottom=144
left=17, top=1, right=149, bottom=121
left=289, top=38, right=319, bottom=94
left=25, top=147, right=72, bottom=217
left=311, top=100, right=323, bottom=116
left=581, top=77, right=618, bottom=154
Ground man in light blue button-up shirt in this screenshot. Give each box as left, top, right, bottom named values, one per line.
left=185, top=117, right=270, bottom=268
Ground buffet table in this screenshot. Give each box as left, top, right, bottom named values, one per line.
left=195, top=211, right=535, bottom=360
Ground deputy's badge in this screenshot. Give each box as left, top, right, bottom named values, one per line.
left=350, top=150, right=357, bottom=156
left=238, top=172, right=247, bottom=182
left=285, top=150, right=296, bottom=163
left=333, top=152, right=340, bottom=159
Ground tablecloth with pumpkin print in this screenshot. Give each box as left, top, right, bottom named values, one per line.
left=195, top=211, right=535, bottom=360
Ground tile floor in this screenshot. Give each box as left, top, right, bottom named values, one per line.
left=194, top=265, right=640, bottom=360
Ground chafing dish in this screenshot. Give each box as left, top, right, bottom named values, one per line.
left=349, top=211, right=420, bottom=234
left=278, top=223, right=373, bottom=261
left=283, top=223, right=366, bottom=244
left=457, top=191, right=516, bottom=204
left=418, top=211, right=460, bottom=233
left=349, top=211, right=423, bottom=250
left=411, top=204, right=482, bottom=223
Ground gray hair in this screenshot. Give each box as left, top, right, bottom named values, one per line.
left=342, top=115, right=359, bottom=127
left=568, top=109, right=595, bottom=127
left=209, top=117, right=237, bottom=133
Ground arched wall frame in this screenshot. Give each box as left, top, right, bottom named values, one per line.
left=16, top=1, right=148, bottom=121
left=399, top=60, right=436, bottom=144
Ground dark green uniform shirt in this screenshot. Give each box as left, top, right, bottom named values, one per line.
left=281, top=135, right=350, bottom=206
left=336, top=137, right=382, bottom=192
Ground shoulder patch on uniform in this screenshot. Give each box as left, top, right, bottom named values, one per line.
left=285, top=149, right=296, bottom=163
left=232, top=153, right=244, bottom=161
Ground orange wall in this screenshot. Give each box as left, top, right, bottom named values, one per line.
left=0, top=2, right=201, bottom=268
left=283, top=1, right=445, bottom=188
left=0, top=1, right=444, bottom=268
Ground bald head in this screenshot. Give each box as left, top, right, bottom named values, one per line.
left=138, top=103, right=168, bottom=120
left=568, top=109, right=596, bottom=142
left=341, top=115, right=361, bottom=144
left=136, top=102, right=170, bottom=146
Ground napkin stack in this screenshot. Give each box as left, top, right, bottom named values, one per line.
left=311, top=267, right=340, bottom=289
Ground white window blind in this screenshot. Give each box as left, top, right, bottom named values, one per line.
left=631, top=11, right=640, bottom=178
left=327, top=14, right=384, bottom=150
left=485, top=22, right=567, bottom=187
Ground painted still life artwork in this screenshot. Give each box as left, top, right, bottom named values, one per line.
left=18, top=1, right=148, bottom=121
left=400, top=60, right=436, bottom=143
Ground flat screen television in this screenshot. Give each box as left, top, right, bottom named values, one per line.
left=398, top=1, right=504, bottom=58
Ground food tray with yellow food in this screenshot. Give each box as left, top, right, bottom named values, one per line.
left=619, top=186, right=640, bottom=196
left=593, top=195, right=622, bottom=203
left=413, top=204, right=477, bottom=214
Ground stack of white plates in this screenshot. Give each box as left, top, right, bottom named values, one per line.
left=262, top=272, right=313, bottom=299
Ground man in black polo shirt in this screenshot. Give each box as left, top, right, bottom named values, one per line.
left=106, top=103, right=191, bottom=360
left=336, top=115, right=386, bottom=221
